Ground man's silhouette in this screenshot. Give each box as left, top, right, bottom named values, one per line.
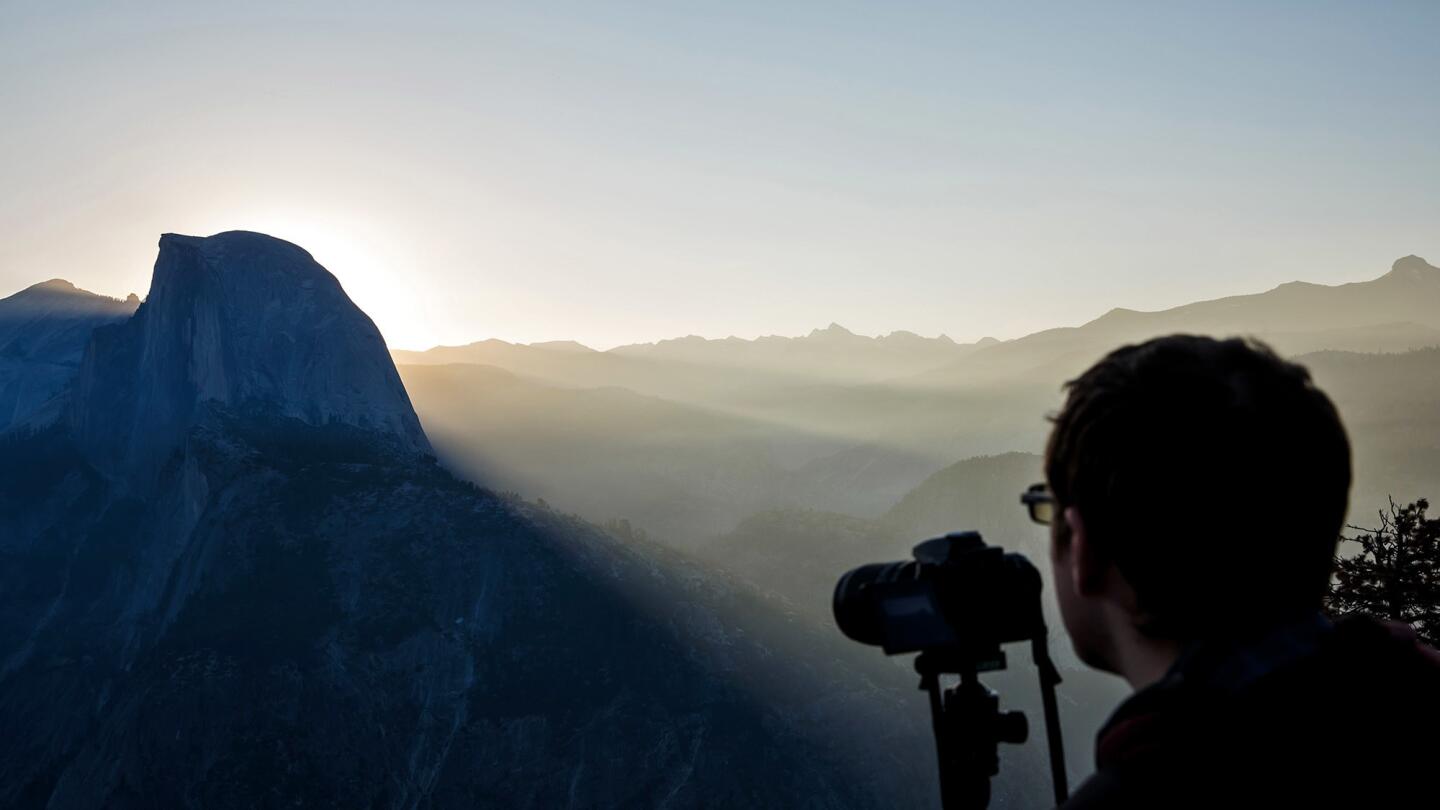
left=1035, top=335, right=1440, bottom=808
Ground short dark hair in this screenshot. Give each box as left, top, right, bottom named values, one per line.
left=1045, top=335, right=1351, bottom=639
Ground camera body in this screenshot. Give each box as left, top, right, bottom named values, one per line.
left=833, top=531, right=1045, bottom=660
left=833, top=531, right=1068, bottom=808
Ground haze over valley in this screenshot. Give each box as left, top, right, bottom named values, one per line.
left=397, top=254, right=1440, bottom=552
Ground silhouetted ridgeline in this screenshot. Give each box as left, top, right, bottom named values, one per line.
left=0, top=232, right=955, bottom=808
left=397, top=255, right=1440, bottom=559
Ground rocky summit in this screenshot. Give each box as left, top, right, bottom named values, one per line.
left=67, top=231, right=430, bottom=480
left=0, top=279, right=137, bottom=432
left=0, top=232, right=938, bottom=809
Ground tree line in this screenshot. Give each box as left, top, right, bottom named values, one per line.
left=1328, top=497, right=1440, bottom=647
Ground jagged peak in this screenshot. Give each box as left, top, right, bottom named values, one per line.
left=1384, top=254, right=1437, bottom=281
left=807, top=322, right=856, bottom=339
left=646, top=334, right=707, bottom=347
left=607, top=323, right=970, bottom=351
left=878, top=329, right=957, bottom=346
left=1092, top=306, right=1142, bottom=323
left=530, top=339, right=596, bottom=353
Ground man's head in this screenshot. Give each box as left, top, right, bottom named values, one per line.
left=1044, top=335, right=1351, bottom=675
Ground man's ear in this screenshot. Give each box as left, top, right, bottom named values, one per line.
left=1063, top=506, right=1107, bottom=597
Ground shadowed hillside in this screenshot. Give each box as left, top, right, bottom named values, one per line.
left=1303, top=347, right=1440, bottom=518
left=398, top=362, right=943, bottom=546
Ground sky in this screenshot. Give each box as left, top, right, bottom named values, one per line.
left=2, top=1, right=1437, bottom=350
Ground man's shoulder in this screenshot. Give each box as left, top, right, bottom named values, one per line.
left=1271, top=614, right=1440, bottom=715
left=1324, top=613, right=1440, bottom=672
left=1061, top=615, right=1440, bottom=809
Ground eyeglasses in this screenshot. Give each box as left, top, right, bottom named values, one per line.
left=1020, top=483, right=1056, bottom=525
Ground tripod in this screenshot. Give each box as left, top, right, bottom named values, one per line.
left=916, top=636, right=1069, bottom=809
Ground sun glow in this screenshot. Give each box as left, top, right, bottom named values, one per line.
left=191, top=208, right=436, bottom=351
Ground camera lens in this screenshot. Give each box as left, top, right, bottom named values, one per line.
left=833, top=561, right=910, bottom=646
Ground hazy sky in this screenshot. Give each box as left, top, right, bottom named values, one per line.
left=3, top=1, right=1437, bottom=350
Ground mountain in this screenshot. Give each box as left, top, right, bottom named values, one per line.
left=398, top=256, right=1440, bottom=399
left=392, top=323, right=980, bottom=404
left=913, top=255, right=1440, bottom=388
left=0, top=232, right=952, bottom=809
left=67, top=232, right=429, bottom=479
left=608, top=323, right=978, bottom=382
left=0, top=279, right=137, bottom=431
left=882, top=452, right=1048, bottom=544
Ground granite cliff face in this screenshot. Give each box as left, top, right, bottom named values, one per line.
left=0, top=232, right=937, bottom=809
left=0, top=279, right=137, bottom=431
left=68, top=231, right=428, bottom=478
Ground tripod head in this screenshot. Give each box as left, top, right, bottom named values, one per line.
left=915, top=640, right=1068, bottom=810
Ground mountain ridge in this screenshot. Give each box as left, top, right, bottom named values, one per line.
left=900, top=254, right=1440, bottom=388
left=396, top=255, right=1435, bottom=363
left=396, top=323, right=968, bottom=358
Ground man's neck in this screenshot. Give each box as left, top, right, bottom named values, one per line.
left=1108, top=622, right=1183, bottom=691
left=1110, top=611, right=1333, bottom=692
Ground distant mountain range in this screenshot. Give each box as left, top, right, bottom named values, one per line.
left=394, top=322, right=989, bottom=388
left=908, top=254, right=1440, bottom=388
left=395, top=254, right=1440, bottom=548
left=396, top=255, right=1440, bottom=391
left=0, top=232, right=945, bottom=809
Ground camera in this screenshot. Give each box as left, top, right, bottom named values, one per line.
left=833, top=530, right=1067, bottom=810
left=833, top=531, right=1045, bottom=659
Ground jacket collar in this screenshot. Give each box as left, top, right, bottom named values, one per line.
left=1094, top=611, right=1332, bottom=770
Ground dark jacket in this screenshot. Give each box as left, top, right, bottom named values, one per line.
left=1061, top=613, right=1440, bottom=809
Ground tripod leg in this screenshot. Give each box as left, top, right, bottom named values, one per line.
left=1033, top=638, right=1070, bottom=804
left=922, top=671, right=960, bottom=810
left=923, top=667, right=997, bottom=810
